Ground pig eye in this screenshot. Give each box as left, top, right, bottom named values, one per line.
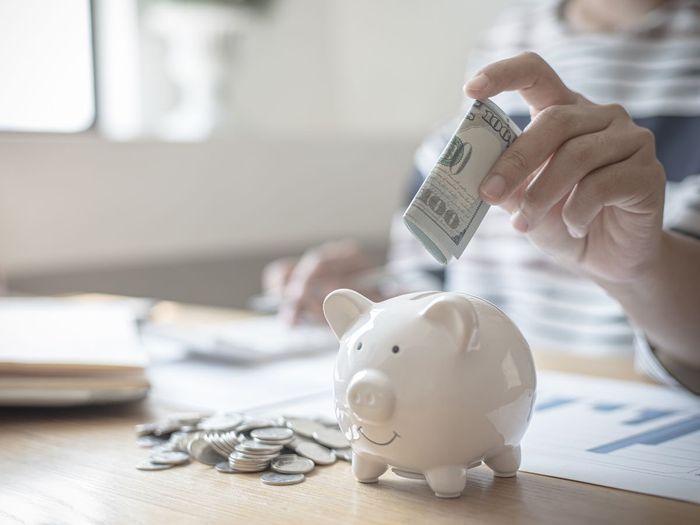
left=392, top=345, right=400, bottom=354
left=356, top=342, right=363, bottom=351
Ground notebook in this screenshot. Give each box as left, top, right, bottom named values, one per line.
left=0, top=298, right=150, bottom=406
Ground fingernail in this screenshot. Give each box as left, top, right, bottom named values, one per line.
left=466, top=73, right=489, bottom=92
left=480, top=175, right=506, bottom=202
left=511, top=210, right=529, bottom=233
left=567, top=226, right=585, bottom=239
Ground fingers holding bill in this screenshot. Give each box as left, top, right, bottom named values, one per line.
left=561, top=150, right=665, bottom=239
left=512, top=122, right=645, bottom=231
left=478, top=103, right=617, bottom=206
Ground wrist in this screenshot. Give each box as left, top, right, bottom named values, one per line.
left=587, top=230, right=700, bottom=369
left=590, top=230, right=670, bottom=302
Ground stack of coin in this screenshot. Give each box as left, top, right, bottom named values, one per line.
left=136, top=450, right=190, bottom=471
left=189, top=435, right=227, bottom=466
left=229, top=440, right=283, bottom=472
left=204, top=430, right=240, bottom=458
left=134, top=412, right=352, bottom=486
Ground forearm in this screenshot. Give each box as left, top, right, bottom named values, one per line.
left=598, top=230, right=700, bottom=368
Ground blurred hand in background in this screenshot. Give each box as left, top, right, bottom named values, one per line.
left=262, top=240, right=383, bottom=324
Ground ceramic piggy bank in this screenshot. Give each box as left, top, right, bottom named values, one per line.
left=323, top=289, right=536, bottom=498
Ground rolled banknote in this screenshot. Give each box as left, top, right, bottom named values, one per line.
left=403, top=98, right=521, bottom=264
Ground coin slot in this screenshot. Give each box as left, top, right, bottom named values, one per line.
left=409, top=291, right=439, bottom=301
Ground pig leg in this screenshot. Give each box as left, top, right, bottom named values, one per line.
left=485, top=445, right=521, bottom=477
left=424, top=466, right=468, bottom=498
left=352, top=452, right=387, bottom=483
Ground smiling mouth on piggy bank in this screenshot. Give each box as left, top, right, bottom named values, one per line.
left=358, top=427, right=400, bottom=446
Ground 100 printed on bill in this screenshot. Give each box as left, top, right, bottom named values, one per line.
left=403, top=99, right=521, bottom=264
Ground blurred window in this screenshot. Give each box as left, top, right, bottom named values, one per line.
left=0, top=0, right=95, bottom=133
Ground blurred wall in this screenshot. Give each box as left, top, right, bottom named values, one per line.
left=0, top=0, right=510, bottom=304
left=229, top=0, right=509, bottom=138
left=0, top=138, right=413, bottom=273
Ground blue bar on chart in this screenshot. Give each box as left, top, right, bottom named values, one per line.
left=535, top=398, right=577, bottom=412
left=588, top=415, right=700, bottom=454
left=623, top=408, right=676, bottom=426
left=592, top=403, right=625, bottom=412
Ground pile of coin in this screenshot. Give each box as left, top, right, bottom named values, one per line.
left=135, top=412, right=351, bottom=486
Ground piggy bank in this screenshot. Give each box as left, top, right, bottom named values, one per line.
left=323, top=289, right=536, bottom=498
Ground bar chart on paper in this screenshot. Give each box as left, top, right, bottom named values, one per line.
left=521, top=372, right=700, bottom=504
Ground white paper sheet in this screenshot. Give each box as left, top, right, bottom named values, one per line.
left=147, top=351, right=336, bottom=413
left=143, top=316, right=336, bottom=363
left=520, top=371, right=700, bottom=504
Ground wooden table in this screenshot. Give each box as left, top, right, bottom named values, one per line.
left=1, top=304, right=698, bottom=525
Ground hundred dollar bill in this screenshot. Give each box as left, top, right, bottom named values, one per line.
left=403, top=98, right=521, bottom=264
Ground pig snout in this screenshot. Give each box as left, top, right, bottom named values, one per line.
left=346, top=370, right=396, bottom=423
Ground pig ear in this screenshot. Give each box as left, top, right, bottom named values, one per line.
left=323, top=289, right=373, bottom=340
left=420, top=295, right=479, bottom=352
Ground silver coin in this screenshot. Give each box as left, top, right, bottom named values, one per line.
left=151, top=444, right=178, bottom=455
left=230, top=461, right=270, bottom=470
left=286, top=437, right=303, bottom=450
left=315, top=416, right=340, bottom=428
left=134, top=422, right=158, bottom=437
left=189, top=437, right=226, bottom=465
left=236, top=440, right=282, bottom=455
left=285, top=417, right=326, bottom=438
left=150, top=451, right=190, bottom=466
left=231, top=466, right=269, bottom=473
left=206, top=434, right=233, bottom=458
left=170, top=429, right=199, bottom=442
left=136, top=460, right=175, bottom=471
left=312, top=427, right=349, bottom=449
left=230, top=464, right=269, bottom=471
left=288, top=436, right=314, bottom=449
left=230, top=451, right=277, bottom=463
left=251, top=427, right=294, bottom=442
left=136, top=436, right=166, bottom=448
left=271, top=454, right=315, bottom=474
left=254, top=438, right=294, bottom=448
left=153, top=421, right=182, bottom=437
left=333, top=448, right=352, bottom=462
left=261, top=472, right=305, bottom=486
left=171, top=430, right=202, bottom=453
left=235, top=417, right=280, bottom=433
left=167, top=412, right=208, bottom=427
left=199, top=413, right=243, bottom=432
left=295, top=441, right=336, bottom=466
left=229, top=458, right=270, bottom=472
left=215, top=462, right=236, bottom=473
left=234, top=456, right=278, bottom=465
left=229, top=458, right=270, bottom=467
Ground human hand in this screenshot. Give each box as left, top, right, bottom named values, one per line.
left=262, top=240, right=378, bottom=324
left=464, top=52, right=666, bottom=283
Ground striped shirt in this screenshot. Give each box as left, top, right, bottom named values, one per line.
left=388, top=0, right=700, bottom=388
